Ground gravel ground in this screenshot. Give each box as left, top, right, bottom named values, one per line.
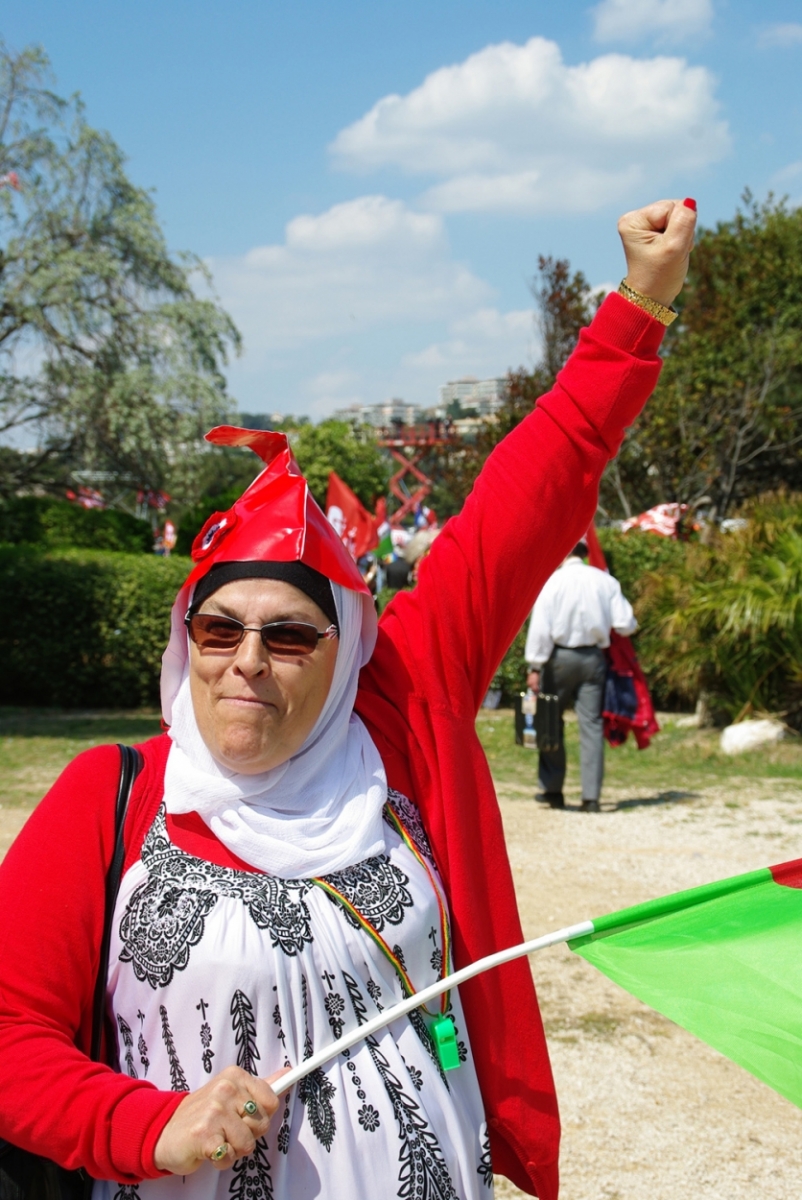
left=493, top=771, right=802, bottom=1199
left=2, top=734, right=802, bottom=1198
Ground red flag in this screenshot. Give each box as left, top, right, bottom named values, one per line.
left=325, top=472, right=379, bottom=560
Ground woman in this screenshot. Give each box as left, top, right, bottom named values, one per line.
left=0, top=199, right=696, bottom=1199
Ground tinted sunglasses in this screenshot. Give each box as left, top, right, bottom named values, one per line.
left=186, top=611, right=338, bottom=655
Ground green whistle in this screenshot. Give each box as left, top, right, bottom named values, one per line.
left=431, top=1014, right=461, bottom=1071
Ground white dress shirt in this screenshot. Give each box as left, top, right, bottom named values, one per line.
left=525, top=557, right=637, bottom=668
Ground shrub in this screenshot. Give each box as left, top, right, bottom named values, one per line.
left=596, top=527, right=688, bottom=603
left=491, top=622, right=529, bottom=705
left=637, top=500, right=802, bottom=725
left=0, top=547, right=189, bottom=707
left=0, top=496, right=152, bottom=553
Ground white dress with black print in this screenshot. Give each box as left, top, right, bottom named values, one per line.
left=95, top=790, right=493, bottom=1200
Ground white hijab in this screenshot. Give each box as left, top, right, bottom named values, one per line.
left=162, top=581, right=387, bottom=878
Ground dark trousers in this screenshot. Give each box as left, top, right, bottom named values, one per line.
left=539, top=645, right=607, bottom=801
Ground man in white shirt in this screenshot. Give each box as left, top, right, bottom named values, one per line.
left=525, top=541, right=637, bottom=812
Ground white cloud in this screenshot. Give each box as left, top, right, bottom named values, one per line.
left=302, top=369, right=366, bottom=419
left=772, top=160, right=802, bottom=184
left=207, top=195, right=491, bottom=359
left=404, top=307, right=536, bottom=374
left=329, top=38, right=730, bottom=215
left=757, top=23, right=802, bottom=49
left=591, top=0, right=714, bottom=45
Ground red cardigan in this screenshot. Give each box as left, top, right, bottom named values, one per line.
left=0, top=294, right=664, bottom=1195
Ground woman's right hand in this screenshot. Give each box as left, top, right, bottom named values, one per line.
left=153, top=1066, right=286, bottom=1175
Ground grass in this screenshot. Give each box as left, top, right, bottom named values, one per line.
left=0, top=704, right=801, bottom=812
left=475, top=708, right=802, bottom=798
left=0, top=707, right=163, bottom=808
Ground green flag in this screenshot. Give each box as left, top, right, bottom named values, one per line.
left=569, top=857, right=802, bottom=1108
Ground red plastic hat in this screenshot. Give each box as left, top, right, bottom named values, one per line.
left=161, top=426, right=373, bottom=724
left=185, top=426, right=370, bottom=596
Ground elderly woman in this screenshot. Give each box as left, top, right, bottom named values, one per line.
left=0, top=199, right=696, bottom=1200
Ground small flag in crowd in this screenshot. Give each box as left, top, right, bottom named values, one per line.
left=570, top=857, right=802, bottom=1109
left=325, top=471, right=379, bottom=560
left=0, top=171, right=20, bottom=191
left=620, top=502, right=689, bottom=538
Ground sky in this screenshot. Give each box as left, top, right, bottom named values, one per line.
left=3, top=0, right=802, bottom=419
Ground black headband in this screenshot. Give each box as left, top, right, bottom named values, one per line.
left=190, top=561, right=338, bottom=627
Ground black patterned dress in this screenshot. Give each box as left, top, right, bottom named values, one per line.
left=96, top=791, right=493, bottom=1200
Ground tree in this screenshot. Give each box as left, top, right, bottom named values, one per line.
left=0, top=43, right=240, bottom=503
left=290, top=419, right=390, bottom=510
left=611, top=195, right=802, bottom=520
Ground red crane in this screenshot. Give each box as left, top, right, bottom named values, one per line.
left=377, top=421, right=455, bottom=527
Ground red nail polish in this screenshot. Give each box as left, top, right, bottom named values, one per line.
left=683, top=197, right=697, bottom=211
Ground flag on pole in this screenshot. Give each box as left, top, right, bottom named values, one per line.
left=373, top=496, right=393, bottom=558
left=267, top=855, right=802, bottom=1107
left=325, top=472, right=379, bottom=560
left=570, top=856, right=802, bottom=1109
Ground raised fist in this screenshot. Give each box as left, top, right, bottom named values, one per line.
left=618, top=199, right=698, bottom=309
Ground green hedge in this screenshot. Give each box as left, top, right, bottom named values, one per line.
left=596, top=528, right=688, bottom=605
left=0, top=496, right=152, bottom=553
left=0, top=547, right=190, bottom=707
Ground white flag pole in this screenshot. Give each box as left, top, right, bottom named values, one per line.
left=272, top=919, right=594, bottom=1096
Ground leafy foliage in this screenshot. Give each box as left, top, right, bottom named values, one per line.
left=609, top=195, right=802, bottom=519
left=0, top=43, right=239, bottom=504
left=596, top=527, right=688, bottom=606
left=0, top=546, right=188, bottom=706
left=0, top=495, right=151, bottom=552
left=289, top=419, right=390, bottom=509
left=636, top=496, right=802, bottom=725
left=490, top=623, right=529, bottom=704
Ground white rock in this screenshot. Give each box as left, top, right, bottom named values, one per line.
left=720, top=719, right=786, bottom=755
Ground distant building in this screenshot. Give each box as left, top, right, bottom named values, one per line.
left=439, top=376, right=507, bottom=417
left=332, top=399, right=421, bottom=428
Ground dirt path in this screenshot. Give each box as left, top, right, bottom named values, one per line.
left=494, top=777, right=802, bottom=1199
left=2, top=766, right=802, bottom=1197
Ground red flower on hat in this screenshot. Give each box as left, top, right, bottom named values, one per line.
left=191, top=510, right=239, bottom=561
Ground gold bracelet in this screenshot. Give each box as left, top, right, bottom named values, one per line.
left=618, top=280, right=677, bottom=326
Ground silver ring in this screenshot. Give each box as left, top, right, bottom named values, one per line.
left=242, top=1100, right=259, bottom=1117
left=210, top=1142, right=229, bottom=1162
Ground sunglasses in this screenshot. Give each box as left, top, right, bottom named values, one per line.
left=186, top=611, right=338, bottom=656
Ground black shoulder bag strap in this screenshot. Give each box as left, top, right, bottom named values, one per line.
left=90, top=744, right=143, bottom=1063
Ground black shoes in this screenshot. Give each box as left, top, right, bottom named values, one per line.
left=536, top=793, right=600, bottom=811
left=536, top=792, right=565, bottom=809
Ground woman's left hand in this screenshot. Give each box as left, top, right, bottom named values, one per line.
left=618, top=198, right=698, bottom=308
